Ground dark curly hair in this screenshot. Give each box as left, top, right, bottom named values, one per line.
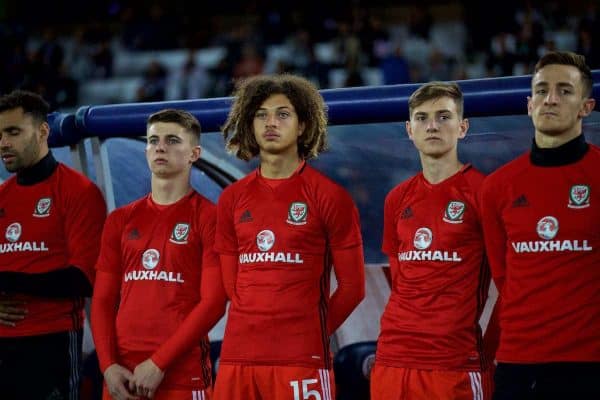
left=221, top=74, right=328, bottom=161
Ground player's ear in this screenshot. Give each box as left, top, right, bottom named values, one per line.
left=406, top=120, right=414, bottom=140
left=458, top=118, right=469, bottom=139
left=190, top=145, right=201, bottom=163
left=39, top=121, right=50, bottom=142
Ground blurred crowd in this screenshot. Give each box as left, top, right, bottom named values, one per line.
left=1, top=0, right=598, bottom=110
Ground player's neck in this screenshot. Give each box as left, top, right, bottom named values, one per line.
left=151, top=174, right=191, bottom=205
left=535, top=124, right=582, bottom=149
left=259, top=153, right=302, bottom=179
left=420, top=154, right=463, bottom=185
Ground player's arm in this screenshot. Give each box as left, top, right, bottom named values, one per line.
left=132, top=209, right=227, bottom=397
left=215, top=187, right=238, bottom=299
left=219, top=254, right=238, bottom=299
left=145, top=264, right=227, bottom=368
left=91, top=270, right=121, bottom=373
left=328, top=245, right=365, bottom=334
left=479, top=178, right=507, bottom=292
left=382, top=191, right=400, bottom=287
left=323, top=187, right=365, bottom=334
left=0, top=267, right=92, bottom=297
left=91, top=212, right=138, bottom=400
left=0, top=182, right=106, bottom=298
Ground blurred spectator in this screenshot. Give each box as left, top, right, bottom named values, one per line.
left=427, top=48, right=453, bottom=81
left=91, top=39, right=114, bottom=78
left=360, top=16, right=390, bottom=66
left=333, top=21, right=363, bottom=68
left=136, top=61, right=167, bottom=102
left=379, top=44, right=410, bottom=85
left=170, top=50, right=210, bottom=100
left=232, top=44, right=264, bottom=80
left=344, top=60, right=365, bottom=87
left=304, top=47, right=330, bottom=89
left=408, top=6, right=433, bottom=40
left=487, top=32, right=517, bottom=76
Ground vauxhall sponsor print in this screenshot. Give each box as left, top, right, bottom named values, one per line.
left=0, top=222, right=49, bottom=253
left=239, top=229, right=304, bottom=264
left=398, top=226, right=462, bottom=262
left=123, top=248, right=185, bottom=283
left=511, top=215, right=593, bottom=253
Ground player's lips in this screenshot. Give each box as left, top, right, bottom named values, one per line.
left=1, top=153, right=16, bottom=162
left=263, top=130, right=280, bottom=139
left=425, top=136, right=441, bottom=141
left=154, top=157, right=168, bottom=164
left=541, top=111, right=558, bottom=116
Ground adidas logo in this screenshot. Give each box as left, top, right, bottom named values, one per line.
left=512, top=195, right=529, bottom=208
left=127, top=229, right=140, bottom=240
left=400, top=207, right=413, bottom=219
left=239, top=210, right=253, bottom=223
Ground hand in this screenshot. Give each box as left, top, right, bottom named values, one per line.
left=129, top=359, right=165, bottom=399
left=104, top=364, right=139, bottom=400
left=0, top=294, right=27, bottom=327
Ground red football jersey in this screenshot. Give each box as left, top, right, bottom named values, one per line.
left=95, top=191, right=218, bottom=389
left=0, top=163, right=106, bottom=337
left=480, top=145, right=600, bottom=363
left=214, top=162, right=362, bottom=368
left=377, top=165, right=491, bottom=371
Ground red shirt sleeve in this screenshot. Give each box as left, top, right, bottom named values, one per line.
left=63, top=180, right=107, bottom=283
left=91, top=271, right=121, bottom=373
left=327, top=246, right=365, bottom=334
left=91, top=211, right=125, bottom=372
left=382, top=188, right=400, bottom=256
left=150, top=208, right=227, bottom=370
left=320, top=185, right=365, bottom=333
left=219, top=254, right=237, bottom=300
left=321, top=185, right=363, bottom=249
left=215, top=186, right=238, bottom=255
left=479, top=176, right=507, bottom=291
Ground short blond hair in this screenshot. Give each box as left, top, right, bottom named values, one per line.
left=408, top=81, right=464, bottom=118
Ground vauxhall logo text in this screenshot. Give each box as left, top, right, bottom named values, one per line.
left=239, top=229, right=304, bottom=264
left=511, top=216, right=593, bottom=253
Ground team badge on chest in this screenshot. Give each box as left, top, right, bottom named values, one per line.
left=169, top=223, right=190, bottom=244
left=287, top=201, right=308, bottom=225
left=33, top=197, right=52, bottom=218
left=568, top=185, right=590, bottom=209
left=443, top=200, right=465, bottom=224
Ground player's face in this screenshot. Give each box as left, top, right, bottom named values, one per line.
left=0, top=108, right=47, bottom=173
left=253, top=94, right=305, bottom=159
left=145, top=122, right=200, bottom=178
left=528, top=64, right=595, bottom=137
left=406, top=96, right=468, bottom=159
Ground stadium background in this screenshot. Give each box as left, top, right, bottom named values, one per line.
left=1, top=1, right=599, bottom=399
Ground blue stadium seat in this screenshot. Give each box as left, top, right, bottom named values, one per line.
left=334, top=341, right=377, bottom=400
